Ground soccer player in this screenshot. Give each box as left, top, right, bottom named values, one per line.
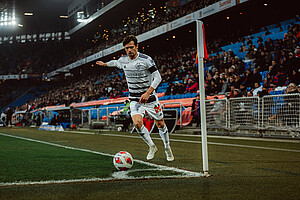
left=96, top=35, right=174, bottom=161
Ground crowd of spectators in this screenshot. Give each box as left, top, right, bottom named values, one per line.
left=0, top=0, right=221, bottom=76
left=17, top=20, right=300, bottom=112
left=1, top=0, right=299, bottom=113
left=203, top=23, right=300, bottom=98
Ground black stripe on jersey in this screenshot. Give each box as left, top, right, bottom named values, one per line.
left=129, top=86, right=149, bottom=90
left=139, top=53, right=149, bottom=59
left=127, top=75, right=148, bottom=78
left=130, top=96, right=156, bottom=103
left=149, top=65, right=158, bottom=73
left=127, top=80, right=149, bottom=84
left=130, top=92, right=153, bottom=97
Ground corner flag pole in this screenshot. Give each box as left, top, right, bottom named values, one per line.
left=196, top=20, right=209, bottom=176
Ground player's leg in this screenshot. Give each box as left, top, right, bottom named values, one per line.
left=154, top=118, right=170, bottom=149
left=155, top=118, right=174, bottom=161
left=144, top=101, right=174, bottom=162
left=132, top=114, right=155, bottom=146
left=130, top=101, right=157, bottom=160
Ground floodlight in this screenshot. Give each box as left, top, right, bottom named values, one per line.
left=24, top=12, right=34, bottom=16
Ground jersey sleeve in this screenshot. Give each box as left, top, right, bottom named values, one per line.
left=106, top=60, right=122, bottom=69
left=145, top=56, right=161, bottom=89
left=146, top=56, right=158, bottom=73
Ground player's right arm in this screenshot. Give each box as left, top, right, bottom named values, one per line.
left=96, top=60, right=119, bottom=68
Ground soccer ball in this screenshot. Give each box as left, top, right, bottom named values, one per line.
left=117, top=127, right=122, bottom=132
left=113, top=151, right=134, bottom=170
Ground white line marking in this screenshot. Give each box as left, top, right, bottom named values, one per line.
left=0, top=174, right=200, bottom=187
left=65, top=130, right=300, bottom=144
left=0, top=132, right=202, bottom=186
left=90, top=133, right=300, bottom=153
left=65, top=130, right=96, bottom=135
left=65, top=130, right=300, bottom=143
left=175, top=133, right=300, bottom=143
left=112, top=168, right=186, bottom=179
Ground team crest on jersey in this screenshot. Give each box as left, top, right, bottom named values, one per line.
left=135, top=62, right=144, bottom=70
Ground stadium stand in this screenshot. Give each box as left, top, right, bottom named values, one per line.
left=1, top=17, right=299, bottom=113
left=0, top=0, right=299, bottom=135
left=5, top=19, right=296, bottom=119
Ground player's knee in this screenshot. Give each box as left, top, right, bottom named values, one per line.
left=156, top=119, right=165, bottom=129
left=134, top=121, right=143, bottom=130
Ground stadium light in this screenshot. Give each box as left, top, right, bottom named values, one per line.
left=18, top=24, right=23, bottom=27
left=0, top=10, right=17, bottom=27
left=60, top=15, right=68, bottom=19
left=264, top=3, right=268, bottom=6
left=24, top=12, right=34, bottom=16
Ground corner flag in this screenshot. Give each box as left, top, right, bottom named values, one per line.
left=196, top=20, right=209, bottom=176
left=197, top=21, right=208, bottom=60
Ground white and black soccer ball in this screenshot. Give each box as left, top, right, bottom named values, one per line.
left=113, top=151, right=134, bottom=171
left=117, top=127, right=122, bottom=132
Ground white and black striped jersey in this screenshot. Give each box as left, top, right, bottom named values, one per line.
left=107, top=52, right=161, bottom=102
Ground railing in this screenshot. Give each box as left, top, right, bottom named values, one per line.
left=204, top=93, right=300, bottom=136
left=84, top=106, right=120, bottom=126
left=81, top=94, right=299, bottom=137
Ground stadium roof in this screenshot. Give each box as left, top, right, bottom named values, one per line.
left=0, top=0, right=72, bottom=35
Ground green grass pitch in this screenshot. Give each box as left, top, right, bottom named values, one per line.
left=0, top=127, right=300, bottom=200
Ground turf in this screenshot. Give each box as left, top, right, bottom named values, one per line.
left=0, top=132, right=197, bottom=184
left=0, top=127, right=300, bottom=200
left=0, top=134, right=155, bottom=183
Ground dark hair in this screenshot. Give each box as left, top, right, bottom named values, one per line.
left=123, top=35, right=138, bottom=46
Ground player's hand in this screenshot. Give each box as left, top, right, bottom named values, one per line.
left=96, top=61, right=105, bottom=66
left=139, top=93, right=150, bottom=104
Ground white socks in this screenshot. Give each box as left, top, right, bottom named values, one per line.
left=158, top=125, right=170, bottom=149
left=137, top=124, right=170, bottom=149
left=137, top=125, right=155, bottom=147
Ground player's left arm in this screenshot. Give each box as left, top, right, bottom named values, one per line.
left=139, top=59, right=161, bottom=104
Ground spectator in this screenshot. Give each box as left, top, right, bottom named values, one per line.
left=268, top=60, right=280, bottom=76
left=229, top=88, right=242, bottom=98
left=264, top=73, right=274, bottom=88
left=295, top=46, right=300, bottom=58
left=252, top=68, right=262, bottom=86
left=1, top=111, right=6, bottom=126
left=273, top=70, right=286, bottom=86
left=290, top=69, right=300, bottom=85
left=242, top=68, right=253, bottom=88
left=191, top=94, right=200, bottom=127
left=265, top=38, right=275, bottom=52
left=282, top=52, right=299, bottom=76
left=253, top=82, right=263, bottom=96
left=219, top=78, right=229, bottom=95
left=258, top=86, right=269, bottom=97
left=239, top=83, right=248, bottom=96
left=5, top=107, right=13, bottom=128
left=228, top=76, right=237, bottom=88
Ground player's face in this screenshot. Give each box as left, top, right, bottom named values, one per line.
left=124, top=41, right=138, bottom=59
